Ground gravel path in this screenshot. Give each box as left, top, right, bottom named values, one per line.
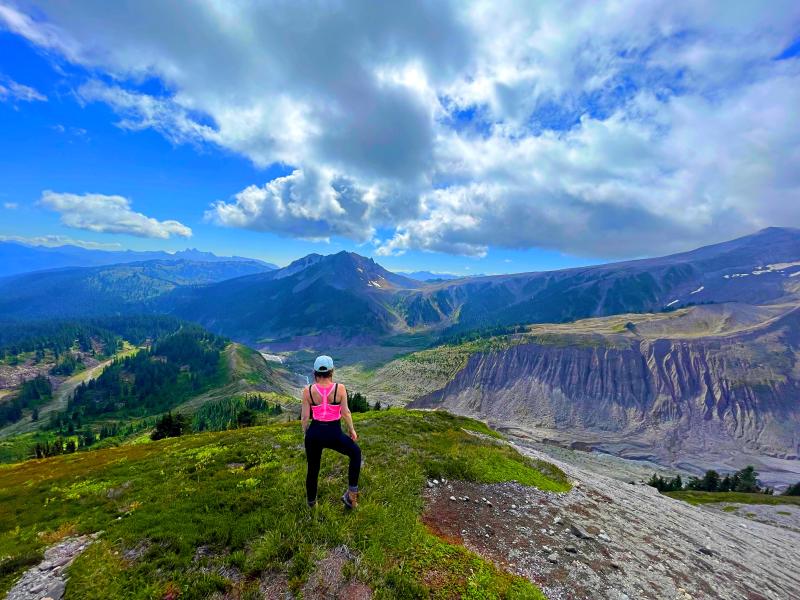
left=423, top=439, right=800, bottom=600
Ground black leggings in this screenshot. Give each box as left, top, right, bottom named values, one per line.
left=304, top=420, right=361, bottom=503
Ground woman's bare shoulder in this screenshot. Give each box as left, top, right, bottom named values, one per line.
left=336, top=382, right=347, bottom=399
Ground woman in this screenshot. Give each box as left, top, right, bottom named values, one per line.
left=301, top=355, right=361, bottom=509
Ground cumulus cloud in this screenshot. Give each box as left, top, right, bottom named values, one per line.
left=3, top=1, right=800, bottom=257
left=0, top=234, right=121, bottom=249
left=206, top=169, right=373, bottom=241
left=206, top=167, right=421, bottom=242
left=40, top=191, right=192, bottom=239
left=0, top=75, right=46, bottom=102
left=3, top=202, right=18, bottom=209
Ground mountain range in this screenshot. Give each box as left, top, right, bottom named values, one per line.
left=0, top=258, right=274, bottom=320
left=401, top=271, right=464, bottom=281
left=166, top=226, right=800, bottom=344
left=2, top=227, right=800, bottom=482
left=0, top=241, right=277, bottom=278
left=2, top=227, right=800, bottom=343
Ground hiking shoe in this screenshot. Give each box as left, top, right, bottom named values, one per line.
left=342, top=490, right=359, bottom=509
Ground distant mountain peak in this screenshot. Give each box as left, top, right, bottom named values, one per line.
left=265, top=250, right=419, bottom=290
left=403, top=270, right=463, bottom=281
left=0, top=241, right=278, bottom=278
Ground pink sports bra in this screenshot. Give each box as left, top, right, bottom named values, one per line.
left=309, top=383, right=342, bottom=422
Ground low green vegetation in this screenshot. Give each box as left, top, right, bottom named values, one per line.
left=666, top=491, right=800, bottom=506
left=0, top=431, right=45, bottom=463
left=0, top=410, right=566, bottom=598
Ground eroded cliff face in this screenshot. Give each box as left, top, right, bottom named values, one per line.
left=413, top=313, right=800, bottom=474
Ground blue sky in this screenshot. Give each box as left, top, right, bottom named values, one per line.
left=1, top=2, right=799, bottom=274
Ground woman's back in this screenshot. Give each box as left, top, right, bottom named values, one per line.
left=308, top=382, right=341, bottom=422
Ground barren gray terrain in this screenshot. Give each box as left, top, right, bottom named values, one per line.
left=424, top=436, right=800, bottom=600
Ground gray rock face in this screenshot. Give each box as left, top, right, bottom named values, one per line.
left=413, top=307, right=800, bottom=484
left=6, top=534, right=97, bottom=600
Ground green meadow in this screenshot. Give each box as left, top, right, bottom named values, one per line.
left=0, top=410, right=569, bottom=599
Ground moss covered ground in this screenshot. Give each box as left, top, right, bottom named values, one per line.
left=0, top=409, right=569, bottom=598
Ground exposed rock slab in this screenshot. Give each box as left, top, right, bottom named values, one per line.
left=6, top=534, right=97, bottom=600
left=422, top=443, right=800, bottom=600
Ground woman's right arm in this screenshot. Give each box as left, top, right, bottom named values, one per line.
left=301, top=387, right=311, bottom=433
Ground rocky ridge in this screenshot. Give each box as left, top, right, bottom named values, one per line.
left=412, top=304, right=800, bottom=486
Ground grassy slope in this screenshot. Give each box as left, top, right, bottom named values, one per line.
left=0, top=410, right=569, bottom=599
left=0, top=343, right=292, bottom=465
left=666, top=490, right=800, bottom=506
left=176, top=343, right=294, bottom=415
left=345, top=338, right=527, bottom=407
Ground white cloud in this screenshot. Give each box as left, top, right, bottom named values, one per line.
left=51, top=124, right=87, bottom=137
left=77, top=81, right=217, bottom=147
left=0, top=76, right=46, bottom=102
left=0, top=234, right=121, bottom=250
left=3, top=1, right=800, bottom=257
left=205, top=168, right=375, bottom=242
left=3, top=202, right=18, bottom=209
left=206, top=167, right=421, bottom=242
left=40, top=191, right=192, bottom=239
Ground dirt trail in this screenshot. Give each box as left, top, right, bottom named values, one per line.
left=424, top=439, right=800, bottom=600
left=0, top=357, right=116, bottom=440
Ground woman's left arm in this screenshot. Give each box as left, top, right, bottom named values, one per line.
left=339, top=384, right=358, bottom=441
left=301, top=387, right=311, bottom=433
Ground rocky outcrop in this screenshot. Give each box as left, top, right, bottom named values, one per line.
left=6, top=534, right=98, bottom=600
left=413, top=310, right=800, bottom=483
left=423, top=441, right=800, bottom=600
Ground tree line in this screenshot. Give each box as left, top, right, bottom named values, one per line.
left=32, top=418, right=155, bottom=458
left=647, top=466, right=794, bottom=495
left=0, top=315, right=183, bottom=361
left=63, top=326, right=226, bottom=423
left=0, top=374, right=52, bottom=427
left=50, top=352, right=85, bottom=376
left=347, top=390, right=382, bottom=412
left=193, top=394, right=284, bottom=432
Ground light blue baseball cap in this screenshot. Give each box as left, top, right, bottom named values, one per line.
left=313, top=355, right=334, bottom=373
